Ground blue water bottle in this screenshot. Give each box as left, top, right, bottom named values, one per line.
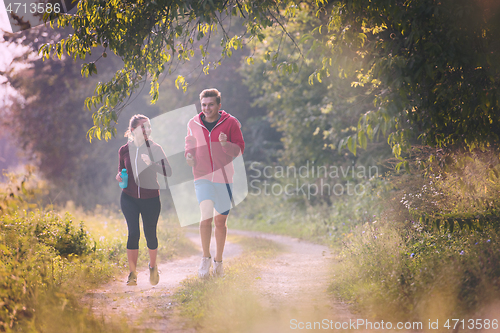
left=119, top=168, right=128, bottom=189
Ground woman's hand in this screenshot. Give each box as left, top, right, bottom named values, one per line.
left=116, top=172, right=122, bottom=182
left=141, top=154, right=152, bottom=166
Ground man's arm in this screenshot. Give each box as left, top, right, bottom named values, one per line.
left=221, top=118, right=245, bottom=157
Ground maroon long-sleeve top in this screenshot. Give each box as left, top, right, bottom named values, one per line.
left=118, top=140, right=172, bottom=199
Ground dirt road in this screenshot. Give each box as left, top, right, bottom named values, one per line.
left=230, top=230, right=354, bottom=333
left=83, top=229, right=353, bottom=332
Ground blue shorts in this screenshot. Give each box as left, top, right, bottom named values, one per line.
left=194, top=179, right=233, bottom=215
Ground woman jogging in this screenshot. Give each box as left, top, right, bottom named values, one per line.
left=116, top=114, right=172, bottom=286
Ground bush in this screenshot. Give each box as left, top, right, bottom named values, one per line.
left=0, top=168, right=192, bottom=332
left=0, top=209, right=119, bottom=331
left=399, top=149, right=500, bottom=232
left=31, top=212, right=92, bottom=256
left=331, top=220, right=500, bottom=321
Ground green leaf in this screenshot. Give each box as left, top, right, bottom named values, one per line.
left=347, top=135, right=357, bottom=156
left=395, top=161, right=403, bottom=173
left=358, top=130, right=367, bottom=149
left=338, top=138, right=345, bottom=154
left=392, top=144, right=401, bottom=158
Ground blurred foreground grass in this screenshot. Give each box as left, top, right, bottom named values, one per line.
left=173, top=235, right=282, bottom=333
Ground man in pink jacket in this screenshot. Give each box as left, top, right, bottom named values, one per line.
left=185, top=88, right=245, bottom=278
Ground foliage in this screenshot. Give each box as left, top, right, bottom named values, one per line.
left=0, top=208, right=117, bottom=331
left=2, top=25, right=171, bottom=208
left=34, top=0, right=500, bottom=159
left=41, top=0, right=299, bottom=140
left=151, top=22, right=282, bottom=164
left=396, top=148, right=500, bottom=232
left=331, top=219, right=500, bottom=322
left=328, top=148, right=500, bottom=320
left=0, top=166, right=40, bottom=215
left=309, top=0, right=500, bottom=156
left=0, top=175, right=121, bottom=331
left=3, top=20, right=280, bottom=207
left=2, top=26, right=126, bottom=208
left=241, top=4, right=392, bottom=168
left=0, top=171, right=191, bottom=331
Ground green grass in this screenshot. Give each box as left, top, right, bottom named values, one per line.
left=228, top=176, right=387, bottom=246
left=0, top=208, right=125, bottom=332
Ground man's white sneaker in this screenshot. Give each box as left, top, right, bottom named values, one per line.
left=198, top=257, right=212, bottom=279
left=213, top=260, right=224, bottom=277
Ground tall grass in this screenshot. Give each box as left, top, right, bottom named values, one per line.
left=330, top=149, right=500, bottom=322
left=229, top=175, right=389, bottom=245
left=0, top=208, right=125, bottom=332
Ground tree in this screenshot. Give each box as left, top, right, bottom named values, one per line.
left=2, top=26, right=137, bottom=207
left=42, top=0, right=296, bottom=140
left=150, top=18, right=282, bottom=164
left=40, top=0, right=500, bottom=160
left=241, top=6, right=391, bottom=167
left=307, top=0, right=500, bottom=158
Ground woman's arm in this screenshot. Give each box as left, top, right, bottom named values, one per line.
left=148, top=145, right=172, bottom=177
left=117, top=146, right=125, bottom=181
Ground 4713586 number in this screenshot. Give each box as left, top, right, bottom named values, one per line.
left=444, top=319, right=498, bottom=330
left=6, top=2, right=61, bottom=14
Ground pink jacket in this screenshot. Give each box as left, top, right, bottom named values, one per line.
left=185, top=110, right=245, bottom=183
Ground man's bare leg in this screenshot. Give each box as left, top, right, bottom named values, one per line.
left=199, top=200, right=214, bottom=258
left=214, top=213, right=228, bottom=262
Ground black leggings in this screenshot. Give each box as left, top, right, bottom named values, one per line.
left=120, top=192, right=161, bottom=250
